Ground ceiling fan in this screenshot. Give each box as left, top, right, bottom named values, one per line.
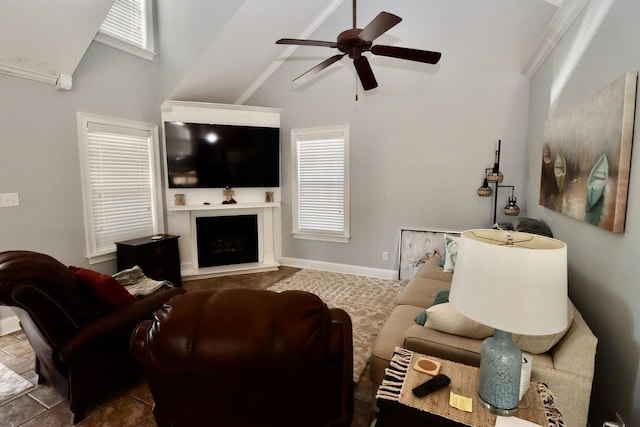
left=275, top=0, right=442, bottom=91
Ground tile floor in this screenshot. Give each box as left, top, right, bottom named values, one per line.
left=0, top=267, right=377, bottom=426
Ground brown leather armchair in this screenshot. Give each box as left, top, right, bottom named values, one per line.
left=131, top=288, right=354, bottom=427
left=0, top=250, right=186, bottom=424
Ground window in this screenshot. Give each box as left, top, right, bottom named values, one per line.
left=77, top=113, right=163, bottom=263
left=95, top=0, right=156, bottom=61
left=291, top=125, right=350, bottom=243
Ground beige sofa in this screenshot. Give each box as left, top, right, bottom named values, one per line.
left=370, top=257, right=598, bottom=427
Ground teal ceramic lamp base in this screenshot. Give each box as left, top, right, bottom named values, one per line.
left=478, top=329, right=522, bottom=415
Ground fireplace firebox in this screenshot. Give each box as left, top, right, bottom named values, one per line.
left=196, top=215, right=259, bottom=268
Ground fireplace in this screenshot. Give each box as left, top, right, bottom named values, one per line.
left=196, top=215, right=259, bottom=268
left=167, top=201, right=279, bottom=278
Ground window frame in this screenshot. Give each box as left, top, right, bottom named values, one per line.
left=77, top=112, right=164, bottom=264
left=95, top=0, right=157, bottom=61
left=291, top=125, right=351, bottom=244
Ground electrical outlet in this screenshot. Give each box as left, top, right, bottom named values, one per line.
left=0, top=192, right=19, bottom=207
left=382, top=251, right=389, bottom=261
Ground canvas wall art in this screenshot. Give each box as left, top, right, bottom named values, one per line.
left=539, top=72, right=637, bottom=233
left=398, top=229, right=459, bottom=280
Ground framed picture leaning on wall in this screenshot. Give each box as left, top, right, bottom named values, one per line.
left=398, top=229, right=460, bottom=280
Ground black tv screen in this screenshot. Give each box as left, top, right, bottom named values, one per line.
left=164, top=121, right=280, bottom=188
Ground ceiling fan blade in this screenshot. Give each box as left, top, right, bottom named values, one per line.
left=276, top=38, right=338, bottom=48
left=293, top=54, right=346, bottom=85
left=358, top=12, right=402, bottom=42
left=371, top=45, right=442, bottom=64
left=353, top=56, right=378, bottom=90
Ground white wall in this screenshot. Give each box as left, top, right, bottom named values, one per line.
left=525, top=0, right=640, bottom=425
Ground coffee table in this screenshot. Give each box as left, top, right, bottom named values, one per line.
left=375, top=347, right=561, bottom=427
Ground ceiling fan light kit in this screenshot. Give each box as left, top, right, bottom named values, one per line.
left=276, top=0, right=441, bottom=91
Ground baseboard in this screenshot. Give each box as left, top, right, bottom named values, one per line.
left=279, top=257, right=399, bottom=280
left=0, top=314, right=21, bottom=336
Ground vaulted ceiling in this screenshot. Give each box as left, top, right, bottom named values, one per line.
left=0, top=0, right=114, bottom=87
left=0, top=0, right=583, bottom=101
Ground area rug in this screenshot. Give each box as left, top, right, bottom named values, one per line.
left=268, top=269, right=407, bottom=382
left=0, top=361, right=35, bottom=405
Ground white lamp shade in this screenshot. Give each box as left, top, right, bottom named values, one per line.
left=449, top=229, right=568, bottom=336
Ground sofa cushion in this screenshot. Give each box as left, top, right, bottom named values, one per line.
left=421, top=300, right=576, bottom=355
left=402, top=323, right=555, bottom=371
left=425, top=303, right=493, bottom=339
left=403, top=323, right=485, bottom=369
left=512, top=301, right=576, bottom=354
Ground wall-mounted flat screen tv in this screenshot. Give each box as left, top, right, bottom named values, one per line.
left=164, top=121, right=280, bottom=188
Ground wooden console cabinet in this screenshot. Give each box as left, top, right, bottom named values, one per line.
left=116, top=234, right=182, bottom=286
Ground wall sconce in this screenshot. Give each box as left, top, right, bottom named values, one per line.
left=477, top=140, right=520, bottom=224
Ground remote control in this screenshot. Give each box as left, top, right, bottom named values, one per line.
left=412, top=374, right=451, bottom=397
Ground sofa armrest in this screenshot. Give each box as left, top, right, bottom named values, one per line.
left=414, top=258, right=453, bottom=283
left=60, top=287, right=185, bottom=363
left=549, top=308, right=597, bottom=378
left=396, top=278, right=450, bottom=308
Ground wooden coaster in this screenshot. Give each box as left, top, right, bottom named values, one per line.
left=413, top=357, right=441, bottom=376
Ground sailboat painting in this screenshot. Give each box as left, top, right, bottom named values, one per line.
left=539, top=72, right=637, bottom=233
left=554, top=152, right=567, bottom=192
left=587, top=154, right=609, bottom=209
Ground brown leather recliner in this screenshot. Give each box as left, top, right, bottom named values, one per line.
left=0, top=250, right=186, bottom=424
left=131, top=288, right=354, bottom=427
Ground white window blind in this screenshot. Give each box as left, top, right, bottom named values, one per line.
left=78, top=114, right=162, bottom=262
left=96, top=0, right=156, bottom=60
left=100, top=0, right=146, bottom=48
left=292, top=126, right=350, bottom=243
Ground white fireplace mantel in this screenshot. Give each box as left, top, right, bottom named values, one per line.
left=168, top=202, right=279, bottom=212
left=167, top=202, right=281, bottom=279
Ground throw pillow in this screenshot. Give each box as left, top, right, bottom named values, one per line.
left=425, top=303, right=493, bottom=339
left=415, top=310, right=428, bottom=326
left=443, top=234, right=459, bottom=273
left=512, top=302, right=576, bottom=354
left=69, top=266, right=137, bottom=309
left=414, top=290, right=450, bottom=326
left=515, top=217, right=553, bottom=237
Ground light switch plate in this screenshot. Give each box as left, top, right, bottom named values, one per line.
left=0, top=193, right=20, bottom=207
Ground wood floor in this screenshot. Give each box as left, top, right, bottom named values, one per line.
left=0, top=267, right=377, bottom=426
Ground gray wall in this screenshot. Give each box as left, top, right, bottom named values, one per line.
left=0, top=0, right=241, bottom=322
left=525, top=0, right=640, bottom=425
left=0, top=43, right=164, bottom=323
left=2, top=1, right=637, bottom=424
left=0, top=43, right=161, bottom=270
left=247, top=1, right=533, bottom=272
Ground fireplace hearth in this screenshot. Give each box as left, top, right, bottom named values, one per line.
left=196, top=215, right=258, bottom=268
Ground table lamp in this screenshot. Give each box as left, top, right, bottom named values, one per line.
left=449, top=229, right=568, bottom=414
